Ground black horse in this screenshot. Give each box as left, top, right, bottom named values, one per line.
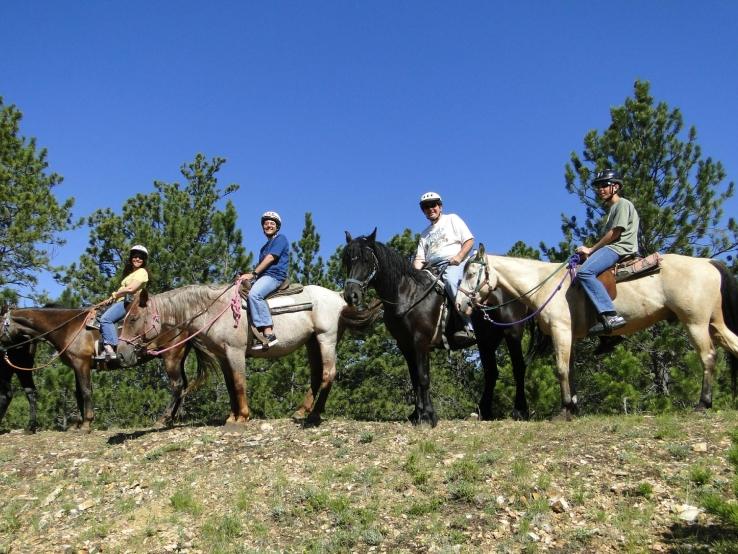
left=343, top=229, right=538, bottom=426
left=0, top=342, right=38, bottom=433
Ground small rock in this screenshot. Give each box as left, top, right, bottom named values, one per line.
left=692, top=442, right=707, bottom=453
left=678, top=504, right=702, bottom=522
left=527, top=532, right=540, bottom=542
left=550, top=497, right=570, bottom=513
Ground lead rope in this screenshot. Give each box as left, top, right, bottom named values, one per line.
left=146, top=278, right=245, bottom=356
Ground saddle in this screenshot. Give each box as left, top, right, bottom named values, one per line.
left=239, top=278, right=312, bottom=351
left=596, top=253, right=663, bottom=300
left=422, top=267, right=475, bottom=351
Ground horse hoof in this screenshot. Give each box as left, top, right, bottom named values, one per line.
left=694, top=402, right=711, bottom=413
left=291, top=409, right=307, bottom=421
left=511, top=409, right=530, bottom=421
left=23, top=427, right=38, bottom=435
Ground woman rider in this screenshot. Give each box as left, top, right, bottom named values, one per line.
left=97, top=245, right=150, bottom=360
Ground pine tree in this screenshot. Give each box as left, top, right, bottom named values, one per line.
left=289, top=212, right=325, bottom=286
left=0, top=98, right=77, bottom=301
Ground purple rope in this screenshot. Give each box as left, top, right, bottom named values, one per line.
left=482, top=254, right=579, bottom=328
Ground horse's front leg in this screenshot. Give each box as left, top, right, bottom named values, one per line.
left=411, top=337, right=437, bottom=427
left=475, top=327, right=501, bottom=421
left=72, top=360, right=94, bottom=433
left=295, top=334, right=337, bottom=426
left=0, top=369, right=13, bottom=427
left=158, top=346, right=189, bottom=427
left=17, top=370, right=38, bottom=433
left=223, top=345, right=250, bottom=424
left=551, top=327, right=577, bottom=421
left=398, top=344, right=423, bottom=425
left=506, top=331, right=530, bottom=421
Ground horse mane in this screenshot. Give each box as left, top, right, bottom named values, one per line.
left=343, top=235, right=427, bottom=293
left=153, top=283, right=232, bottom=322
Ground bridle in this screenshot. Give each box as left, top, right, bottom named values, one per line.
left=457, top=257, right=491, bottom=309
left=345, top=247, right=379, bottom=292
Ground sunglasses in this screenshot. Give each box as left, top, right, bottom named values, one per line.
left=131, top=254, right=145, bottom=260
left=421, top=201, right=440, bottom=209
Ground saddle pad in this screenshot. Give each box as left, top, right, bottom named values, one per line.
left=269, top=283, right=304, bottom=298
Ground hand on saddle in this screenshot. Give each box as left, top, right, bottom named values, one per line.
left=575, top=245, right=592, bottom=262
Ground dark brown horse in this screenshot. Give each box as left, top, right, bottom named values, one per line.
left=0, top=304, right=208, bottom=432
left=343, top=230, right=540, bottom=426
left=0, top=341, right=38, bottom=433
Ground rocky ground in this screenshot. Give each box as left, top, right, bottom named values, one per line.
left=1, top=411, right=738, bottom=553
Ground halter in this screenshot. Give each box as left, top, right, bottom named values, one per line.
left=458, top=254, right=580, bottom=327
left=345, top=247, right=379, bottom=291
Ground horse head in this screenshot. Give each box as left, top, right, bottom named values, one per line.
left=343, top=228, right=379, bottom=309
left=117, top=290, right=158, bottom=365
left=457, top=243, right=496, bottom=316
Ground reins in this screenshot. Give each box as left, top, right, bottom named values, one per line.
left=1, top=298, right=111, bottom=372
left=346, top=245, right=446, bottom=316
left=131, top=279, right=245, bottom=357
left=460, top=254, right=580, bottom=327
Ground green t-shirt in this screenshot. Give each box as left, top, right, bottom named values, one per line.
left=604, top=198, right=639, bottom=256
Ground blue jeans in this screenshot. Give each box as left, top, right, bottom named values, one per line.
left=430, top=257, right=471, bottom=328
left=248, top=275, right=281, bottom=329
left=100, top=300, right=126, bottom=346
left=577, top=247, right=620, bottom=315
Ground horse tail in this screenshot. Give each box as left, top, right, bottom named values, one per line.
left=711, top=260, right=738, bottom=397
left=339, top=300, right=383, bottom=337
left=183, top=346, right=219, bottom=395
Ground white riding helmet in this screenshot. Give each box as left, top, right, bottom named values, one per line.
left=261, top=211, right=282, bottom=229
left=130, top=244, right=149, bottom=257
left=419, top=191, right=442, bottom=206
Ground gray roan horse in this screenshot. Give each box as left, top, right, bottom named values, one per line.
left=0, top=302, right=211, bottom=432
left=118, top=282, right=381, bottom=425
left=456, top=245, right=738, bottom=419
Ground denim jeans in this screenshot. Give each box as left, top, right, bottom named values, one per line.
left=100, top=300, right=126, bottom=346
left=248, top=275, right=282, bottom=329
left=577, top=246, right=620, bottom=315
left=430, top=257, right=471, bottom=329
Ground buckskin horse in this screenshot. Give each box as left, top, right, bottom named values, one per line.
left=0, top=302, right=212, bottom=432
left=342, top=229, right=540, bottom=427
left=117, top=282, right=381, bottom=425
left=456, top=245, right=738, bottom=419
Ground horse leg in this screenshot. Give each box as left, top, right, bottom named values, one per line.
left=158, top=347, right=189, bottom=427
left=72, top=362, right=94, bottom=433
left=0, top=369, right=12, bottom=426
left=17, top=370, right=38, bottom=434
left=686, top=324, right=717, bottom=411
left=302, top=334, right=338, bottom=425
left=476, top=326, right=501, bottom=421
left=413, top=341, right=437, bottom=427
left=222, top=345, right=250, bottom=424
left=399, top=345, right=423, bottom=425
left=506, top=332, right=530, bottom=421
left=551, top=327, right=577, bottom=421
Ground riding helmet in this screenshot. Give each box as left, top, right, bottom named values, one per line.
left=419, top=191, right=443, bottom=207
left=261, top=211, right=282, bottom=229
left=130, top=244, right=149, bottom=259
left=592, top=169, right=623, bottom=188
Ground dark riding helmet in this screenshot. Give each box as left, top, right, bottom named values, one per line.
left=592, top=169, right=623, bottom=188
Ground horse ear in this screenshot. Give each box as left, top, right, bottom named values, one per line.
left=478, top=243, right=486, bottom=258
left=345, top=231, right=353, bottom=244
left=368, top=228, right=377, bottom=244
left=138, top=289, right=149, bottom=307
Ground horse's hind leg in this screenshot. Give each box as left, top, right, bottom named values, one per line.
left=551, top=327, right=577, bottom=420
left=686, top=323, right=718, bottom=411
left=158, top=347, right=189, bottom=427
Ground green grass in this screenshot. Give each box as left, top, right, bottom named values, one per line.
left=144, top=441, right=191, bottom=461
left=689, top=464, right=713, bottom=486
left=170, top=487, right=203, bottom=515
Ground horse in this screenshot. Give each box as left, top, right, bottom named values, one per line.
left=0, top=342, right=38, bottom=433
left=117, top=282, right=381, bottom=425
left=0, top=303, right=210, bottom=432
left=456, top=245, right=738, bottom=419
left=342, top=229, right=538, bottom=426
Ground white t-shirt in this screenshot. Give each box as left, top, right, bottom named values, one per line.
left=415, top=213, right=474, bottom=265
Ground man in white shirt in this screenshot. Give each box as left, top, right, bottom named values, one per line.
left=413, top=191, right=475, bottom=342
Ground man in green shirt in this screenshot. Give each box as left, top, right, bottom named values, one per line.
left=575, top=169, right=640, bottom=335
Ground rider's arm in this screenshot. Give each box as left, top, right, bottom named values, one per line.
left=112, top=279, right=143, bottom=300
left=240, top=253, right=277, bottom=281
left=450, top=238, right=475, bottom=266
left=577, top=227, right=622, bottom=256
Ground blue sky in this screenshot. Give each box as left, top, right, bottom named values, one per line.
left=3, top=1, right=737, bottom=300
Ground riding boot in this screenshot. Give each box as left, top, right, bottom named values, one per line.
left=588, top=312, right=626, bottom=336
